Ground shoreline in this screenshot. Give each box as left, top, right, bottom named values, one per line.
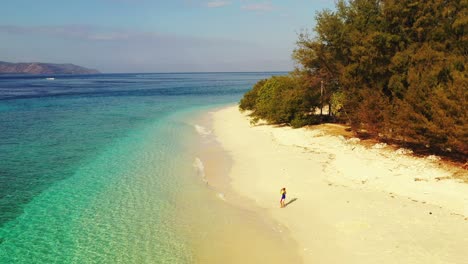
left=210, top=105, right=468, bottom=263
left=188, top=107, right=303, bottom=263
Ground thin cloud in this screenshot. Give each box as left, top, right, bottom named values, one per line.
left=0, top=25, right=244, bottom=46
left=241, top=2, right=274, bottom=12
left=206, top=1, right=231, bottom=8
left=0, top=25, right=95, bottom=39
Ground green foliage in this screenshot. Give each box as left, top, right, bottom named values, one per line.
left=291, top=0, right=468, bottom=155
left=239, top=79, right=267, bottom=111
left=330, top=91, right=346, bottom=117
left=239, top=75, right=320, bottom=126
left=291, top=115, right=320, bottom=128
left=254, top=76, right=307, bottom=124
left=240, top=0, right=467, bottom=156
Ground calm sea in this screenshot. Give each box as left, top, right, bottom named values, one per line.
left=0, top=73, right=297, bottom=263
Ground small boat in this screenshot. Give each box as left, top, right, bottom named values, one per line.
left=45, top=77, right=55, bottom=80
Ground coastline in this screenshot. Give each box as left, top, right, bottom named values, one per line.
left=210, top=105, right=468, bottom=263
left=186, top=108, right=302, bottom=263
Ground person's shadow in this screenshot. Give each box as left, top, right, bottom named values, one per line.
left=285, top=198, right=298, bottom=207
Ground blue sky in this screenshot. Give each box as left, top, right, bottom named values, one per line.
left=0, top=0, right=335, bottom=73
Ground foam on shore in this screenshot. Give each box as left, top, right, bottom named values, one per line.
left=184, top=109, right=303, bottom=264
left=193, top=157, right=208, bottom=183
left=194, top=124, right=212, bottom=136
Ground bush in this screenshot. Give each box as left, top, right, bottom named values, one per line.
left=239, top=79, right=267, bottom=111
left=240, top=74, right=321, bottom=127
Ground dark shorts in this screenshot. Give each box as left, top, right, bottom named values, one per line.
left=281, top=194, right=286, bottom=200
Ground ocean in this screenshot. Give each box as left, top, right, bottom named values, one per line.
left=0, top=73, right=298, bottom=263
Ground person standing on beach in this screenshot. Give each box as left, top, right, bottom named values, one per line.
left=280, top=187, right=286, bottom=208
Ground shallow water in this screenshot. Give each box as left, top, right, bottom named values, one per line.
left=0, top=73, right=299, bottom=263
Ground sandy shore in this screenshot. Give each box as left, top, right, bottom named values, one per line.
left=211, top=105, right=468, bottom=264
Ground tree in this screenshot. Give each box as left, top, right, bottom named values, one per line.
left=239, top=79, right=267, bottom=111
left=240, top=0, right=468, bottom=156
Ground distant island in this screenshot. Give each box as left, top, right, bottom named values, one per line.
left=0, top=61, right=100, bottom=75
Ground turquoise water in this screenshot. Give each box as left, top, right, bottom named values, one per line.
left=0, top=73, right=288, bottom=263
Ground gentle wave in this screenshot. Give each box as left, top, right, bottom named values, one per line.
left=0, top=72, right=287, bottom=262
left=193, top=157, right=208, bottom=183
left=194, top=124, right=212, bottom=136
left=0, top=73, right=258, bottom=100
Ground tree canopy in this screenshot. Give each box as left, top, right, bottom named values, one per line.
left=240, top=0, right=467, bottom=157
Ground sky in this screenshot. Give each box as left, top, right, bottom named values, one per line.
left=0, top=0, right=335, bottom=73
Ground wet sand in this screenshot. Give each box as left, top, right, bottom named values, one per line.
left=183, top=109, right=302, bottom=263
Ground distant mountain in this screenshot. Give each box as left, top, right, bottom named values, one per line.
left=0, top=61, right=100, bottom=75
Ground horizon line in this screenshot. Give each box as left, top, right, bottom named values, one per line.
left=103, top=70, right=290, bottom=74
left=0, top=71, right=291, bottom=77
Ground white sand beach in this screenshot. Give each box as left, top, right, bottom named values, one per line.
left=211, top=105, right=468, bottom=264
